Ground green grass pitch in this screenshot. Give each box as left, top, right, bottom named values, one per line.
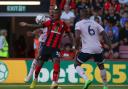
left=0, top=84, right=127, bottom=89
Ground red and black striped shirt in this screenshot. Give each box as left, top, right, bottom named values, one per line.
left=43, top=19, right=70, bottom=49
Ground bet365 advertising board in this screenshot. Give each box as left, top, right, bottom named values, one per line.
left=0, top=59, right=128, bottom=84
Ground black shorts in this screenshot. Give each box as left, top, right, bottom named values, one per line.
left=38, top=45, right=60, bottom=61
left=77, top=52, right=104, bottom=64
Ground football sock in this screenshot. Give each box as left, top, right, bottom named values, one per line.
left=76, top=66, right=88, bottom=81
left=100, top=69, right=107, bottom=86
left=27, top=59, right=37, bottom=78
left=53, top=63, right=60, bottom=82
left=35, top=65, right=42, bottom=79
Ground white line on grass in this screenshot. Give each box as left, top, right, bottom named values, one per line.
left=0, top=85, right=128, bottom=87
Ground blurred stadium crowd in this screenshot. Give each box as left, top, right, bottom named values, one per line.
left=0, top=0, right=128, bottom=59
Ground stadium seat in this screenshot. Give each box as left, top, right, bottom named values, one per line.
left=119, top=46, right=128, bottom=58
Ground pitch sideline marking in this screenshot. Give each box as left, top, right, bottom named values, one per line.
left=0, top=85, right=128, bottom=87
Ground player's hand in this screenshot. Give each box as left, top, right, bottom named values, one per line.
left=19, top=22, right=27, bottom=27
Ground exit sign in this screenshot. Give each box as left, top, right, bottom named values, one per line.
left=7, top=6, right=26, bottom=12
left=0, top=0, right=50, bottom=13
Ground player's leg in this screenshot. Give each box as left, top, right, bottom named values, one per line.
left=98, top=63, right=108, bottom=89
left=94, top=53, right=108, bottom=89
left=30, top=46, right=45, bottom=88
left=51, top=50, right=60, bottom=89
left=74, top=52, right=92, bottom=89
left=30, top=57, right=44, bottom=88
left=25, top=58, right=37, bottom=82
left=51, top=58, right=60, bottom=89
left=26, top=42, right=43, bottom=82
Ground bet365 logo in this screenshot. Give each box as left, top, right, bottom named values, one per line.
left=0, top=62, right=8, bottom=82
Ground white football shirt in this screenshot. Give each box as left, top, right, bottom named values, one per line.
left=75, top=19, right=104, bottom=54
left=38, top=28, right=47, bottom=42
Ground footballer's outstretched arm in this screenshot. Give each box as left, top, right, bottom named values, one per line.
left=19, top=22, right=43, bottom=28
left=101, top=31, right=111, bottom=49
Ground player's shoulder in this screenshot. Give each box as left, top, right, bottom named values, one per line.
left=43, top=19, right=52, bottom=25
left=88, top=19, right=96, bottom=24
left=76, top=19, right=85, bottom=25
left=91, top=19, right=99, bottom=24
left=89, top=20, right=100, bottom=26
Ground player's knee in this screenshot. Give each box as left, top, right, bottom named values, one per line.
left=53, top=58, right=60, bottom=64
left=36, top=59, right=44, bottom=66
left=31, top=60, right=37, bottom=68
left=97, top=63, right=104, bottom=70
left=74, top=61, right=81, bottom=68
left=37, top=55, right=42, bottom=60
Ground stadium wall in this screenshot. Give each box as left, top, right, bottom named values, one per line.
left=0, top=59, right=127, bottom=84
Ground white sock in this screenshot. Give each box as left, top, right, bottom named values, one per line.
left=27, top=59, right=37, bottom=79
left=100, top=69, right=107, bottom=87
left=76, top=66, right=88, bottom=81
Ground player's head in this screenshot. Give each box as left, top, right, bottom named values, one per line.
left=53, top=7, right=61, bottom=20
left=80, top=8, right=91, bottom=19
left=35, top=14, right=46, bottom=25
left=0, top=29, right=7, bottom=36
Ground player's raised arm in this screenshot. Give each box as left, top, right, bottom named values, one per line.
left=19, top=14, right=49, bottom=28
left=19, top=22, right=43, bottom=28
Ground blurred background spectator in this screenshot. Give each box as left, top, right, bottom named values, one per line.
left=0, top=0, right=128, bottom=59
left=61, top=4, right=76, bottom=32
left=61, top=43, right=75, bottom=60
left=16, top=35, right=27, bottom=58
left=103, top=30, right=119, bottom=59
left=119, top=21, right=128, bottom=45
left=0, top=29, right=9, bottom=58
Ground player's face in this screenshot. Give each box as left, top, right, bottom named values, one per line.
left=53, top=12, right=60, bottom=20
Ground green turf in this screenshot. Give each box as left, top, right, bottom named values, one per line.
left=0, top=85, right=127, bottom=89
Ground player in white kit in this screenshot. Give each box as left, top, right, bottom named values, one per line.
left=74, top=9, right=111, bottom=89
left=24, top=15, right=49, bottom=82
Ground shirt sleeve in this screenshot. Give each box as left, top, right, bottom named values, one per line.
left=42, top=20, right=51, bottom=27
left=75, top=22, right=80, bottom=31
left=96, top=22, right=104, bottom=33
